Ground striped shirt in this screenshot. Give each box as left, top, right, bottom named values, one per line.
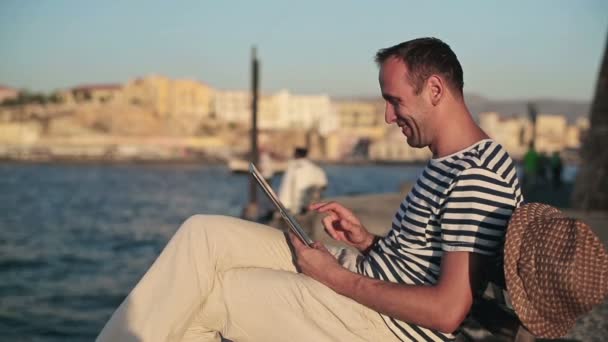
left=357, top=139, right=523, bottom=341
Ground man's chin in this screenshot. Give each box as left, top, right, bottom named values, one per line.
left=405, top=137, right=425, bottom=148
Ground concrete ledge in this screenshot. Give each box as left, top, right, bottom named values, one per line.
left=308, top=192, right=608, bottom=246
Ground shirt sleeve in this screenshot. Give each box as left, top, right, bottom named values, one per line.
left=440, top=167, right=517, bottom=256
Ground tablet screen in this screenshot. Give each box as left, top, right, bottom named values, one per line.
left=249, top=163, right=314, bottom=246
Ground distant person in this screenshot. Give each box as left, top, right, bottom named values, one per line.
left=259, top=149, right=275, bottom=183
left=523, top=143, right=539, bottom=187
left=537, top=152, right=549, bottom=184
left=278, top=147, right=328, bottom=215
left=550, top=151, right=563, bottom=188
left=98, top=38, right=523, bottom=342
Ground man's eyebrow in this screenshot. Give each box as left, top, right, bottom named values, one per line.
left=382, top=93, right=400, bottom=102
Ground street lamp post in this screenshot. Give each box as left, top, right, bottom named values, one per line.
left=244, top=46, right=260, bottom=220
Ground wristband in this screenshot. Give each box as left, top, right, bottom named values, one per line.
left=361, top=235, right=380, bottom=255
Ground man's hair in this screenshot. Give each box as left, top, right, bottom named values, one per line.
left=294, top=147, right=308, bottom=158
left=375, top=37, right=464, bottom=96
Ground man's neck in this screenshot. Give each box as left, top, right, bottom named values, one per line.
left=429, top=104, right=489, bottom=159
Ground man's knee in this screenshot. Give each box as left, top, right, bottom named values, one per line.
left=179, top=214, right=248, bottom=240
left=179, top=214, right=226, bottom=239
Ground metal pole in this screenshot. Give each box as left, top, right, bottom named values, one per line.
left=245, top=46, right=260, bottom=219
left=527, top=102, right=537, bottom=149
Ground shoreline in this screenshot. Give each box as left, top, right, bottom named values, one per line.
left=0, top=157, right=225, bottom=167
left=0, top=157, right=429, bottom=168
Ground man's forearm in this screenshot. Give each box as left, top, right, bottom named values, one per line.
left=324, top=268, right=466, bottom=334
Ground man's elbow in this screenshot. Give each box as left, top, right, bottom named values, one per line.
left=435, top=314, right=465, bottom=334
left=434, top=302, right=471, bottom=334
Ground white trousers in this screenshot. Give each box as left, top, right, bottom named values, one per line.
left=97, top=215, right=398, bottom=342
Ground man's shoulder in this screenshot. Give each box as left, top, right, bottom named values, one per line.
left=432, top=140, right=516, bottom=187
left=298, top=159, right=323, bottom=170
left=461, top=140, right=512, bottom=167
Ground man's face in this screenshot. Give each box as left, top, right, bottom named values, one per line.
left=379, top=57, right=433, bottom=148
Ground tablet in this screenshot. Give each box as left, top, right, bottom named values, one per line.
left=249, top=162, right=314, bottom=247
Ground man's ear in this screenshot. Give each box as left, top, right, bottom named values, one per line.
left=427, top=75, right=443, bottom=106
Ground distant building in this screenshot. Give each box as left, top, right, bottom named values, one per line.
left=568, top=117, right=590, bottom=149
left=334, top=99, right=384, bottom=129
left=213, top=89, right=336, bottom=133
left=369, top=125, right=432, bottom=162
left=121, top=75, right=170, bottom=113
left=535, top=114, right=568, bottom=153
left=323, top=99, right=386, bottom=160
left=212, top=89, right=277, bottom=129
left=575, top=117, right=590, bottom=131
left=121, top=75, right=214, bottom=134
left=272, top=90, right=334, bottom=132
left=0, top=85, right=19, bottom=103
left=122, top=75, right=213, bottom=116
left=479, top=112, right=532, bottom=158
left=480, top=111, right=586, bottom=157
left=170, top=79, right=215, bottom=118
left=213, top=90, right=250, bottom=124
left=60, top=84, right=122, bottom=105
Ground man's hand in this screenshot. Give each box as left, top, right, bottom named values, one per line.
left=309, top=201, right=375, bottom=252
left=288, top=232, right=346, bottom=287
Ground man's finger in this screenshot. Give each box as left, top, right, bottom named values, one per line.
left=312, top=241, right=330, bottom=253
left=315, top=202, right=352, bottom=218
left=322, top=215, right=340, bottom=240
left=288, top=231, right=305, bottom=252
left=340, top=219, right=357, bottom=231
left=309, top=202, right=327, bottom=210
left=310, top=201, right=337, bottom=212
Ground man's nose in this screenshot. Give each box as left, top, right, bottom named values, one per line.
left=385, top=103, right=396, bottom=124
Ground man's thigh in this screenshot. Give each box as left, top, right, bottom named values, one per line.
left=184, top=215, right=297, bottom=272
left=218, top=268, right=397, bottom=342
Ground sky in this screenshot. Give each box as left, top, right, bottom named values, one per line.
left=1, top=0, right=606, bottom=101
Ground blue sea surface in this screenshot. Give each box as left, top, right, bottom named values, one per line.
left=0, top=162, right=424, bottom=341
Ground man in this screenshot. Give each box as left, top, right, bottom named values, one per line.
left=523, top=142, right=539, bottom=188
left=278, top=147, right=328, bottom=215
left=550, top=150, right=563, bottom=188
left=97, top=38, right=522, bottom=342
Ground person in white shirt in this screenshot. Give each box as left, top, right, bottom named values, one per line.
left=259, top=149, right=275, bottom=182
left=278, top=147, right=327, bottom=214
